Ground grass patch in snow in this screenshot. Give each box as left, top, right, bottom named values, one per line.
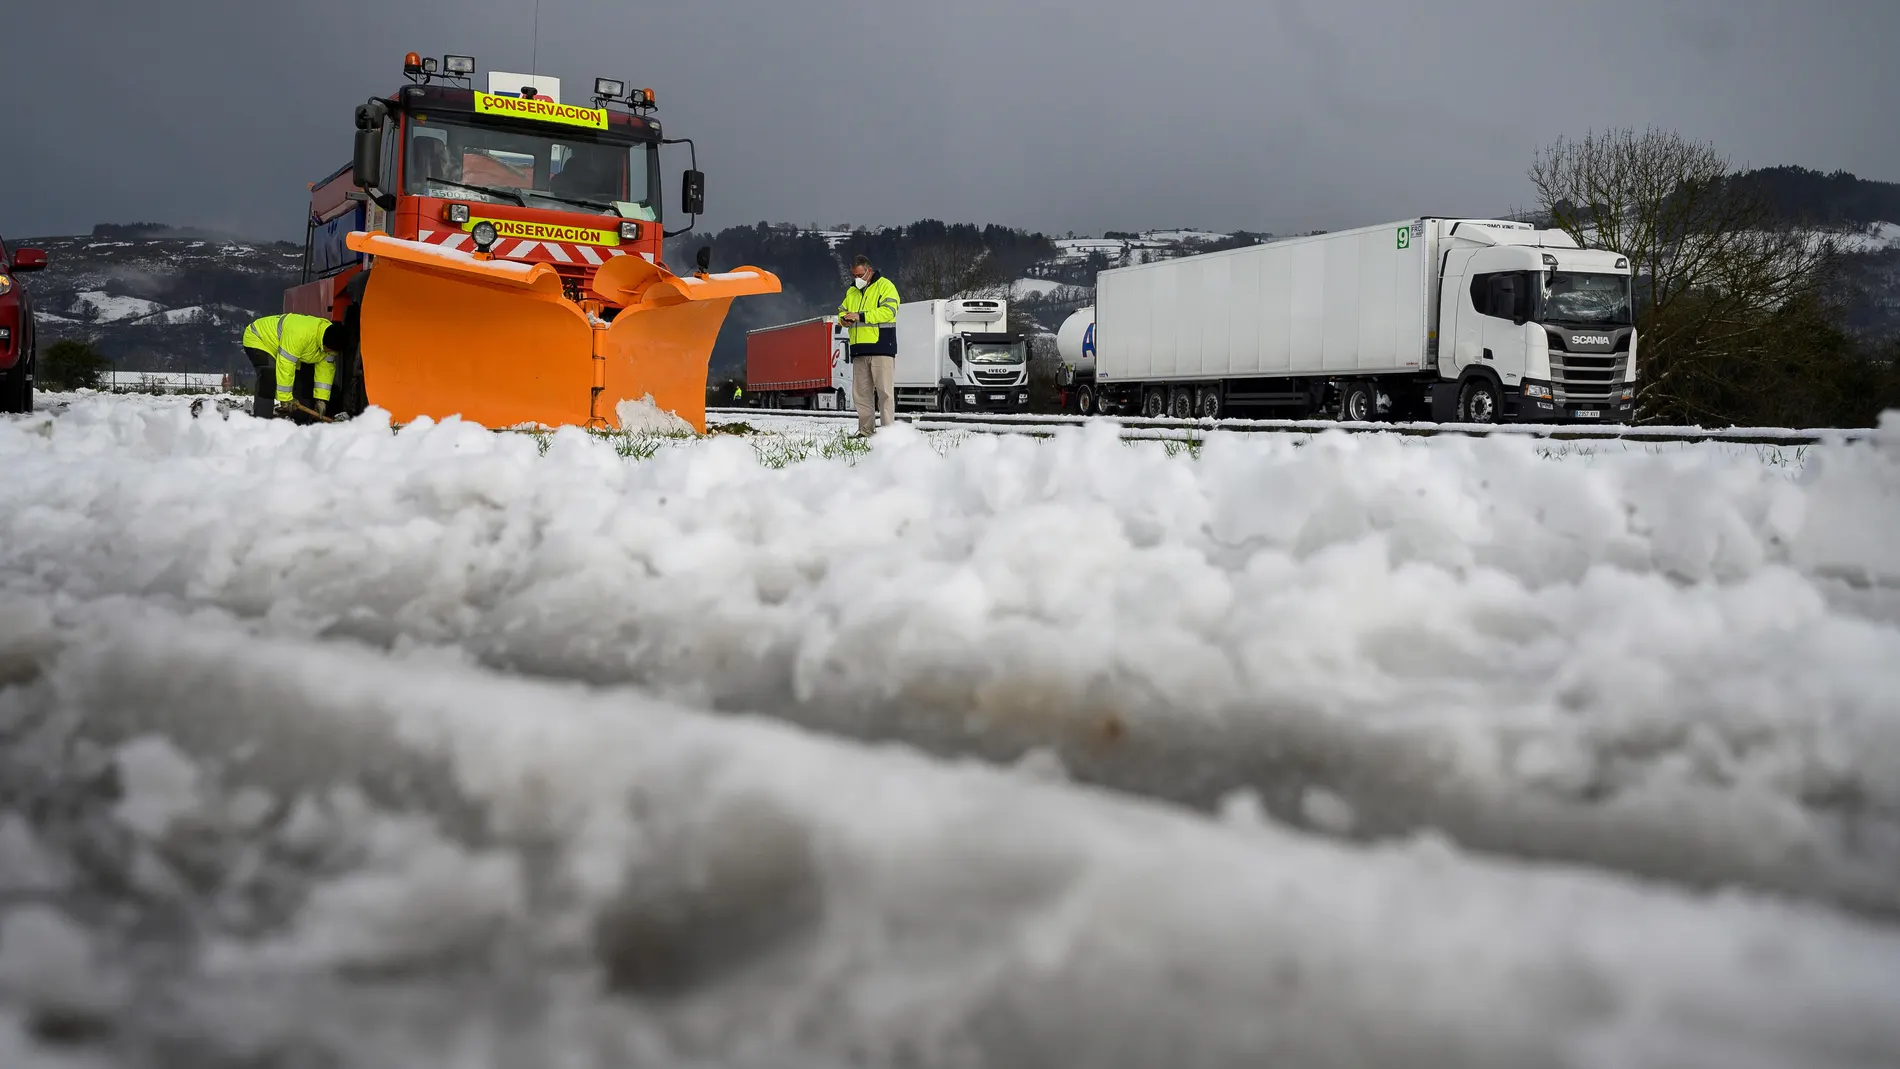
left=749, top=429, right=876, bottom=469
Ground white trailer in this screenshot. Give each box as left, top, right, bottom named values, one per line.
left=893, top=298, right=1031, bottom=413
left=1059, top=218, right=1637, bottom=424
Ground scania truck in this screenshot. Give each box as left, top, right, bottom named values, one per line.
left=1057, top=218, right=1637, bottom=424
left=744, top=315, right=851, bottom=410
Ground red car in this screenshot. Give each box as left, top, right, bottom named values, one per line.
left=0, top=234, right=48, bottom=413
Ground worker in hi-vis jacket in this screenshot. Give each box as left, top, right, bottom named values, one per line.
left=837, top=255, right=901, bottom=435
left=239, top=313, right=346, bottom=421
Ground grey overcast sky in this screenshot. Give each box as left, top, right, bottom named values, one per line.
left=1, top=0, right=1895, bottom=242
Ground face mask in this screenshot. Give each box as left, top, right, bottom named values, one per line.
left=854, top=277, right=869, bottom=290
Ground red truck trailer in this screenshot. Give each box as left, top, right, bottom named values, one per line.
left=744, top=315, right=852, bottom=410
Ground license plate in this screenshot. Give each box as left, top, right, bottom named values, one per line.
left=989, top=393, right=1007, bottom=401
left=1573, top=409, right=1601, bottom=419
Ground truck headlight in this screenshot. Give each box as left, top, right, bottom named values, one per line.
left=1619, top=386, right=1635, bottom=402
left=619, top=221, right=641, bottom=241
left=471, top=221, right=499, bottom=252
left=445, top=203, right=471, bottom=224
left=0, top=274, right=11, bottom=295
left=1522, top=382, right=1552, bottom=400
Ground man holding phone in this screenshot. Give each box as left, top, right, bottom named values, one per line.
left=837, top=255, right=901, bottom=435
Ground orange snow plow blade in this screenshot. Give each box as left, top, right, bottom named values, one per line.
left=344, top=233, right=779, bottom=432
left=590, top=254, right=781, bottom=433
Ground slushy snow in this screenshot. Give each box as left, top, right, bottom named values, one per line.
left=2, top=392, right=1900, bottom=1067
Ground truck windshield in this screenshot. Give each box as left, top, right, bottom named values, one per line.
left=404, top=114, right=659, bottom=220
left=967, top=341, right=1026, bottom=365
left=1540, top=272, right=1633, bottom=327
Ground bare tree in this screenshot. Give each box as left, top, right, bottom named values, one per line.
left=1529, top=128, right=1843, bottom=423
left=899, top=241, right=1003, bottom=300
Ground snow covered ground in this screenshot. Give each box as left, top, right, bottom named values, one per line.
left=3, top=393, right=1900, bottom=1067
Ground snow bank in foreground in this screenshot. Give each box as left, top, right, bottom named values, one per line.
left=3, top=397, right=1900, bottom=920
left=1, top=598, right=1897, bottom=1068
left=615, top=395, right=695, bottom=435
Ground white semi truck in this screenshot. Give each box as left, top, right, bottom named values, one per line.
left=1057, top=218, right=1637, bottom=424
left=893, top=298, right=1031, bottom=413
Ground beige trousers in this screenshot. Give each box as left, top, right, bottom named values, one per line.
left=852, top=355, right=896, bottom=434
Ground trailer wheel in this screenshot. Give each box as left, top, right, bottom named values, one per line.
left=1340, top=381, right=1376, bottom=423
left=1076, top=384, right=1096, bottom=416
left=1458, top=378, right=1501, bottom=424
left=1169, top=387, right=1194, bottom=419
left=1196, top=386, right=1221, bottom=420
left=0, top=361, right=22, bottom=414
left=1142, top=388, right=1167, bottom=419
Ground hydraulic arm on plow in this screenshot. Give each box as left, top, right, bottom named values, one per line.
left=286, top=52, right=779, bottom=432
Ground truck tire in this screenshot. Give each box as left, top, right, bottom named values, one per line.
left=1142, top=388, right=1166, bottom=419
left=1458, top=377, right=1501, bottom=424
left=1340, top=380, right=1376, bottom=422
left=0, top=359, right=25, bottom=414
left=1076, top=384, right=1096, bottom=416
left=1169, top=387, right=1194, bottom=419
left=1196, top=386, right=1222, bottom=420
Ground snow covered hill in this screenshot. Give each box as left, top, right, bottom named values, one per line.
left=2, top=393, right=1900, bottom=1066
left=17, top=227, right=302, bottom=375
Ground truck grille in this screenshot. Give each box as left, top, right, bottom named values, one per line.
left=1550, top=353, right=1628, bottom=404
left=973, top=370, right=1022, bottom=386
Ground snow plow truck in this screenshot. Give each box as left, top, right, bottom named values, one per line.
left=285, top=53, right=780, bottom=432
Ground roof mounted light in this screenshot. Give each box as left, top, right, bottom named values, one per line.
left=595, top=77, right=627, bottom=101
left=1542, top=253, right=1559, bottom=268
left=1615, top=257, right=1629, bottom=270
left=422, top=57, right=439, bottom=74
left=638, top=88, right=655, bottom=108
left=403, top=51, right=424, bottom=75
left=444, top=54, right=476, bottom=75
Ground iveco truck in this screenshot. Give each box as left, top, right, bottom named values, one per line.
left=894, top=298, right=1030, bottom=413
left=1057, top=218, right=1637, bottom=424
left=744, top=298, right=1030, bottom=413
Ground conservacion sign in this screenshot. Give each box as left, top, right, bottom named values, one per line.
left=465, top=217, right=621, bottom=247
left=473, top=92, right=607, bottom=130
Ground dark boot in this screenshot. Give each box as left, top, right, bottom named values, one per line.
left=244, top=347, right=274, bottom=418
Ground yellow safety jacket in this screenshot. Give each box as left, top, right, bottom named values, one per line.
left=838, top=272, right=900, bottom=358
left=242, top=314, right=336, bottom=404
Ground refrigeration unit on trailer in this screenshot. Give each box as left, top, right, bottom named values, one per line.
left=744, top=315, right=851, bottom=410
left=894, top=298, right=1031, bottom=413
left=1058, top=218, right=1637, bottom=424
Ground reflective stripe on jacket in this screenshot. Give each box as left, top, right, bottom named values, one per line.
left=242, top=314, right=336, bottom=402
left=837, top=273, right=900, bottom=358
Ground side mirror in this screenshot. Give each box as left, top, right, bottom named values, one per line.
left=695, top=246, right=712, bottom=274
left=353, top=128, right=382, bottom=192
left=681, top=170, right=706, bottom=217
left=9, top=248, right=46, bottom=273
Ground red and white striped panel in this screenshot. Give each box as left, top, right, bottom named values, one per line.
left=414, top=230, right=657, bottom=267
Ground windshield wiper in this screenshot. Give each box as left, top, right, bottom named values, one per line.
left=523, top=190, right=619, bottom=212
left=423, top=179, right=527, bottom=205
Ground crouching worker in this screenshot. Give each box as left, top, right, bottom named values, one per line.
left=239, top=313, right=347, bottom=421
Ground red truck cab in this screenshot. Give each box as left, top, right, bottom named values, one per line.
left=286, top=60, right=674, bottom=325
left=0, top=235, right=49, bottom=413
